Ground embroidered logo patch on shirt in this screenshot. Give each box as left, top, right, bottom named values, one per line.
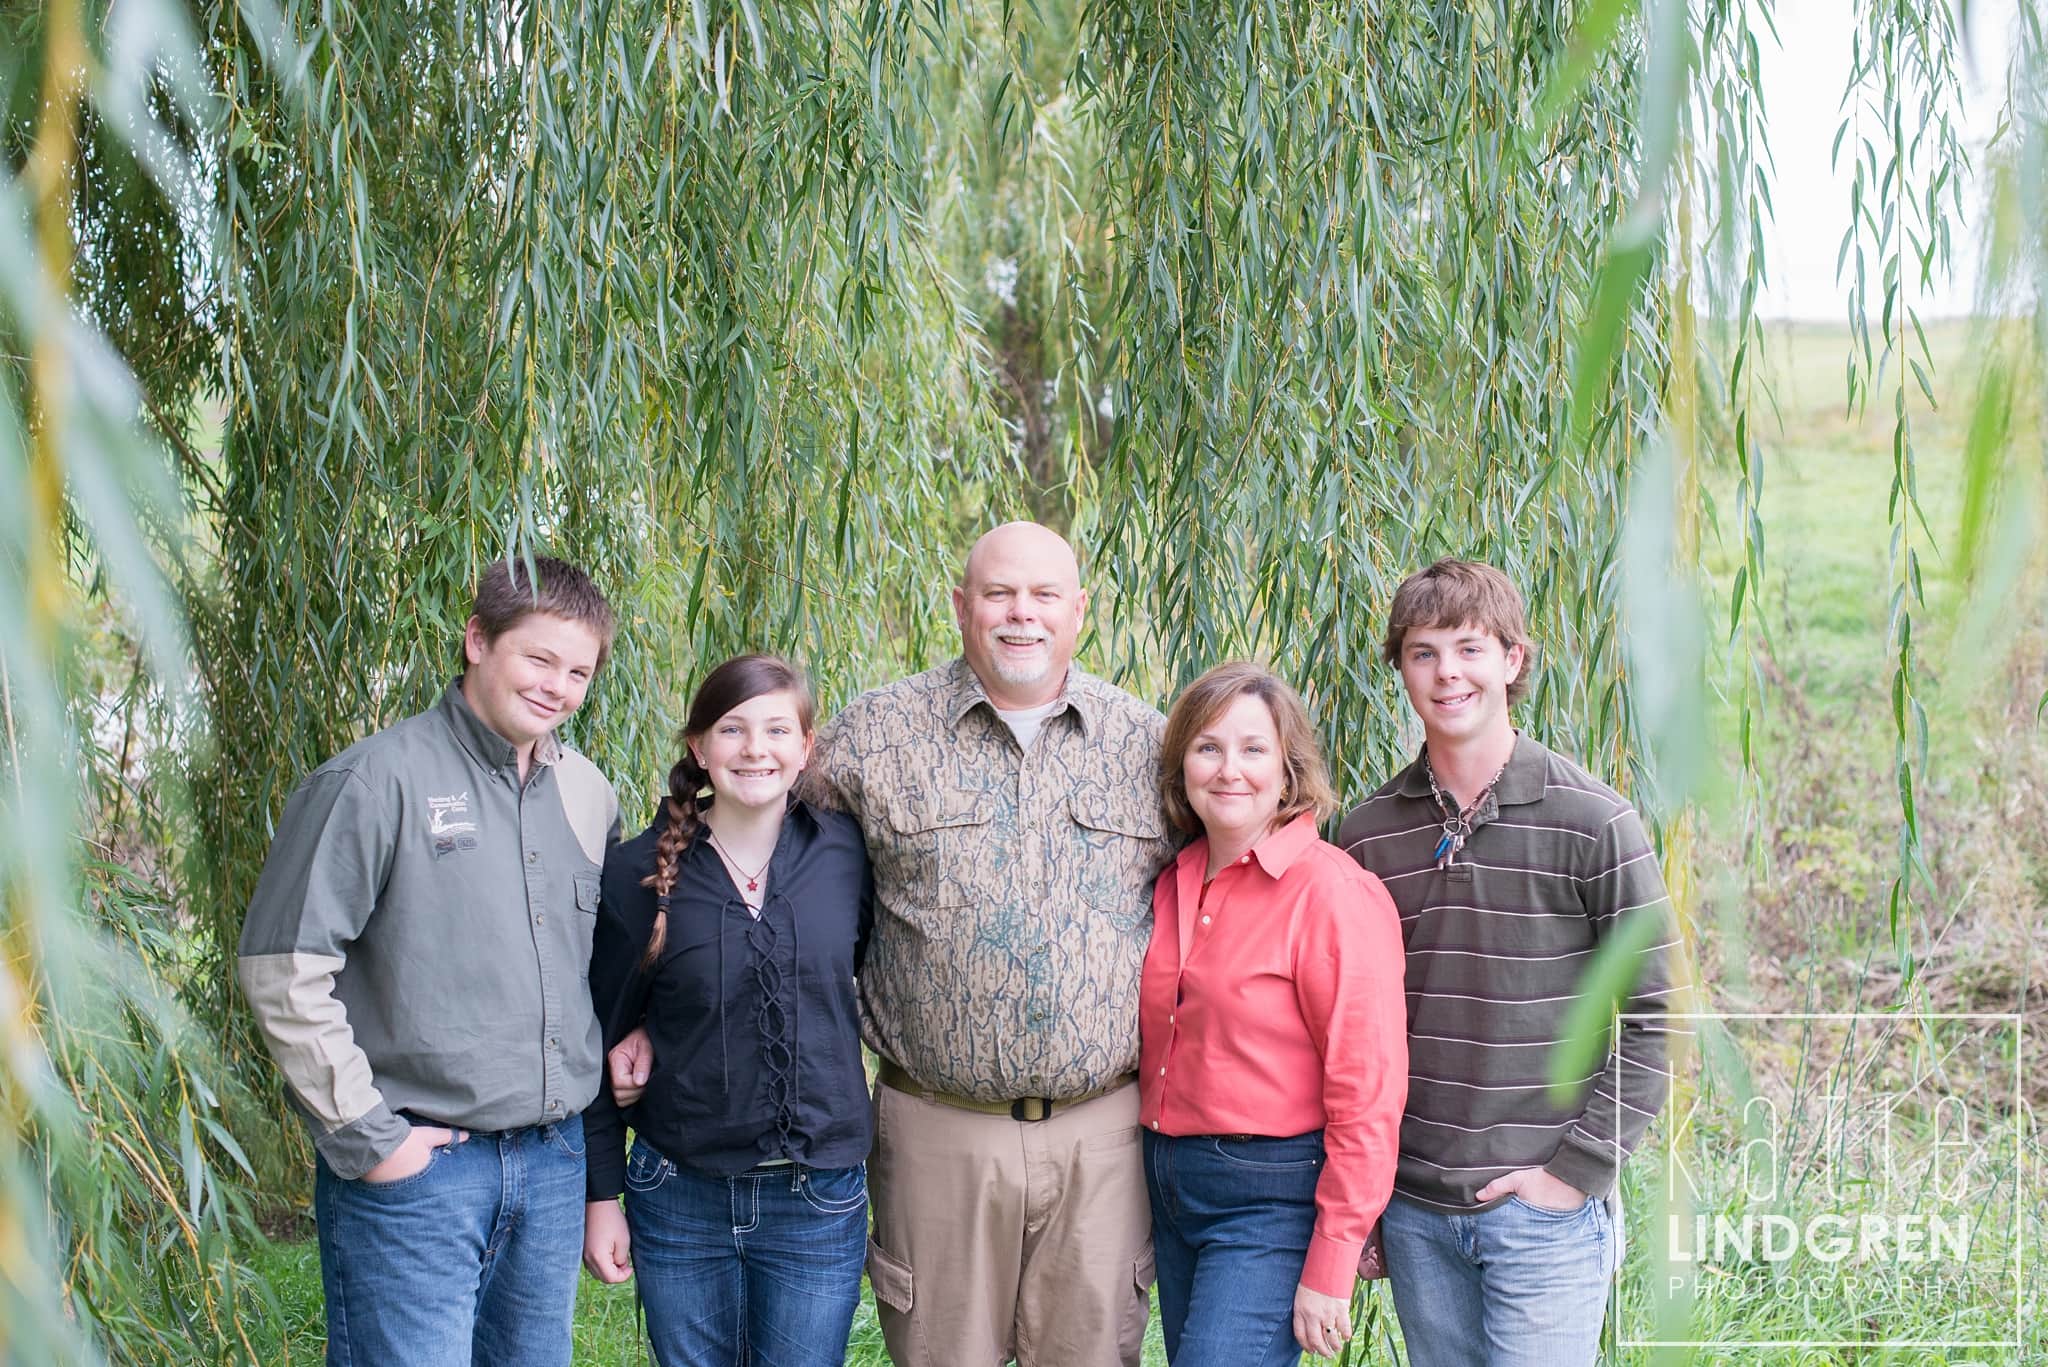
left=427, top=791, right=478, bottom=836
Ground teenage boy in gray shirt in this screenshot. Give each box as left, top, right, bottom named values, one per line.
left=238, top=556, right=620, bottom=1367
left=1339, top=559, right=1675, bottom=1367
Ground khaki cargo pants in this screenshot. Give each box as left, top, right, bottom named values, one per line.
left=866, top=1079, right=1155, bottom=1367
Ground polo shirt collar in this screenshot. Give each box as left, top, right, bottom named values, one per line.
left=1494, top=733, right=1547, bottom=805
left=1393, top=731, right=1543, bottom=806
left=1392, top=750, right=1435, bottom=800
left=942, top=656, right=1098, bottom=735
left=438, top=678, right=561, bottom=773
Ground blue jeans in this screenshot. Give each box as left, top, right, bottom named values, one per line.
left=1144, top=1130, right=1324, bottom=1367
left=1378, top=1191, right=1615, bottom=1367
left=623, top=1139, right=868, bottom=1367
left=314, top=1115, right=586, bottom=1367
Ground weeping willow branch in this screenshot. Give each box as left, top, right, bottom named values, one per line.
left=1842, top=0, right=1968, bottom=978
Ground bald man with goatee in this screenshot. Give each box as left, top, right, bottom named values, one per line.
left=811, top=521, right=1176, bottom=1366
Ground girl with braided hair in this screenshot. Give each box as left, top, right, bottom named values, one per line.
left=581, top=654, right=874, bottom=1367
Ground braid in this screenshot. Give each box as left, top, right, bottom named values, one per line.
left=639, top=749, right=708, bottom=968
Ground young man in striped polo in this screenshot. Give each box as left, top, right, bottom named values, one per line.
left=1337, top=558, right=1675, bottom=1367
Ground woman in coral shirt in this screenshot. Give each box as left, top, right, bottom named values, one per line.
left=1139, top=662, right=1409, bottom=1366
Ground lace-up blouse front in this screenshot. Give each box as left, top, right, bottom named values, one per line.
left=584, top=798, right=875, bottom=1199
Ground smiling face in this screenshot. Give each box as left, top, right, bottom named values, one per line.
left=1181, top=691, right=1289, bottom=847
left=1396, top=621, right=1526, bottom=751
left=952, top=523, right=1088, bottom=708
left=460, top=612, right=604, bottom=754
left=688, top=689, right=814, bottom=815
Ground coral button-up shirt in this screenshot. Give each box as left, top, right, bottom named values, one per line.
left=1138, top=811, right=1409, bottom=1297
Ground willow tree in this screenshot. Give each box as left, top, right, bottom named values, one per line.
left=2, top=0, right=2033, bottom=1362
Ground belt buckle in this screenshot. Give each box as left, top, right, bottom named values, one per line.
left=1011, top=1096, right=1052, bottom=1122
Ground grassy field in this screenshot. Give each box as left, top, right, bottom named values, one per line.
left=242, top=1236, right=1172, bottom=1365
left=1656, top=317, right=2045, bottom=1363
left=242, top=322, right=2043, bottom=1364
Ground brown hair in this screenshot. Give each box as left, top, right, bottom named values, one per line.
left=1380, top=558, right=1535, bottom=706
left=1159, top=661, right=1337, bottom=837
left=642, top=654, right=816, bottom=967
left=464, top=554, right=617, bottom=672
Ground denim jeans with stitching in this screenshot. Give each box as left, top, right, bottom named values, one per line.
left=1378, top=1189, right=1616, bottom=1367
left=623, top=1138, right=868, bottom=1367
left=314, top=1114, right=586, bottom=1367
left=1144, top=1129, right=1325, bottom=1367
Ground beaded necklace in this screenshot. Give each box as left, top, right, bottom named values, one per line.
left=1423, top=752, right=1509, bottom=870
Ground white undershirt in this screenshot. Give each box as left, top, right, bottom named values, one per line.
left=992, top=698, right=1062, bottom=751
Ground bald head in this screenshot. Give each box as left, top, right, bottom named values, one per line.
left=961, top=521, right=1081, bottom=593
left=953, top=521, right=1089, bottom=708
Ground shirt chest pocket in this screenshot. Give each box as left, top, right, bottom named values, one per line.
left=1068, top=795, right=1165, bottom=924
left=879, top=791, right=994, bottom=916
left=570, top=873, right=601, bottom=967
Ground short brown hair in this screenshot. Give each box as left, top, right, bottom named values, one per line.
left=1381, top=558, right=1535, bottom=706
left=1159, top=662, right=1337, bottom=837
left=465, top=554, right=616, bottom=671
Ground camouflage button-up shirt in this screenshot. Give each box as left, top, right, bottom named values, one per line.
left=810, top=658, right=1176, bottom=1102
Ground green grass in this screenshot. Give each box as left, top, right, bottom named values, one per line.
left=1667, top=319, right=2047, bottom=1365
left=241, top=1238, right=1173, bottom=1365
left=1704, top=319, right=2032, bottom=726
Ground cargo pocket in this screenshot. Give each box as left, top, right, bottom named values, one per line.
left=867, top=1237, right=914, bottom=1313
left=1120, top=1244, right=1158, bottom=1362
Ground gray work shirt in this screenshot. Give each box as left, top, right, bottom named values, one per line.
left=238, top=682, right=620, bottom=1179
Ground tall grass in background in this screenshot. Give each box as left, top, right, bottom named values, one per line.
left=1, top=1, right=2042, bottom=1362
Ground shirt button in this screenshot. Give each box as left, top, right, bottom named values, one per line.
left=1168, top=1014, right=1174, bottom=1024
left=535, top=913, right=545, bottom=925
left=1158, top=1067, right=1166, bottom=1075
left=1151, top=1120, right=1161, bottom=1130
left=526, top=851, right=538, bottom=864
left=1200, top=915, right=1211, bottom=925
left=1239, top=854, right=1250, bottom=864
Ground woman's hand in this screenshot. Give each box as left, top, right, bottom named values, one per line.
left=607, top=1026, right=654, bottom=1105
left=360, top=1124, right=461, bottom=1184
left=583, top=1199, right=634, bottom=1283
left=1292, top=1281, right=1353, bottom=1359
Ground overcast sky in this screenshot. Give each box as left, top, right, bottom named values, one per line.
left=1755, top=0, right=2016, bottom=320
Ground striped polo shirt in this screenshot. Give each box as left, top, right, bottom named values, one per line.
left=1337, top=734, right=1676, bottom=1211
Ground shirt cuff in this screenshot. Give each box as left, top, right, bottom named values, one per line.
left=1301, top=1230, right=1364, bottom=1300
left=313, top=1102, right=409, bottom=1180
left=1543, top=1140, right=1618, bottom=1200
left=585, top=1143, right=626, bottom=1201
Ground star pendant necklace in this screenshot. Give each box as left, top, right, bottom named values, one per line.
left=706, top=829, right=772, bottom=894
left=1423, top=751, right=1509, bottom=870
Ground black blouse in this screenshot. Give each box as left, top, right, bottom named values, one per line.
left=584, top=798, right=874, bottom=1198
